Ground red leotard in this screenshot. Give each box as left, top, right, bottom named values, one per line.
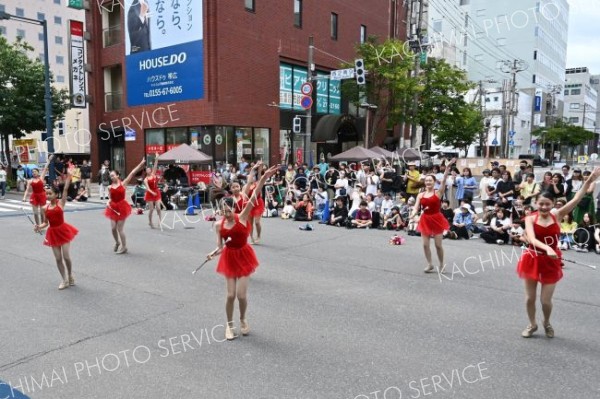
left=516, top=212, right=563, bottom=284
left=44, top=204, right=78, bottom=247
left=417, top=193, right=450, bottom=236
left=104, top=183, right=132, bottom=221
left=216, top=214, right=259, bottom=278
left=232, top=195, right=245, bottom=214
left=30, top=179, right=47, bottom=206
left=144, top=175, right=161, bottom=202
left=248, top=185, right=265, bottom=218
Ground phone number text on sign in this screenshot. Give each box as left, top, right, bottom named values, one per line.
left=145, top=86, right=184, bottom=98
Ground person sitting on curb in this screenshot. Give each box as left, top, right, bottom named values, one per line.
left=328, top=196, right=348, bottom=227
left=448, top=203, right=474, bottom=239
left=351, top=201, right=372, bottom=229
left=384, top=206, right=405, bottom=231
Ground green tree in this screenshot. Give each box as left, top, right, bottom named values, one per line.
left=433, top=101, right=483, bottom=156
left=341, top=37, right=418, bottom=146
left=531, top=119, right=595, bottom=160
left=0, top=37, right=70, bottom=167
left=417, top=58, right=477, bottom=150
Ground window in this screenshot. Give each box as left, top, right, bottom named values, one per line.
left=294, top=0, right=302, bottom=27
left=55, top=36, right=63, bottom=45
left=0, top=5, right=5, bottom=13
left=56, top=75, right=65, bottom=83
left=569, top=117, right=579, bottom=124
left=54, top=16, right=62, bottom=25
left=38, top=32, right=44, bottom=41
left=570, top=103, right=580, bottom=109
left=56, top=55, right=64, bottom=64
left=0, top=26, right=6, bottom=36
left=15, top=7, right=24, bottom=17
left=331, top=13, right=338, bottom=40
left=37, top=12, right=45, bottom=21
left=460, top=0, right=469, bottom=5
left=564, top=89, right=569, bottom=95
left=16, top=29, right=25, bottom=39
left=532, top=74, right=536, bottom=84
left=244, top=0, right=255, bottom=12
left=54, top=0, right=61, bottom=4
left=533, top=50, right=537, bottom=60
left=360, top=25, right=367, bottom=43
left=571, top=89, right=581, bottom=95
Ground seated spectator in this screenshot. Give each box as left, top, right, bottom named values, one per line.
left=373, top=189, right=385, bottom=213
left=328, top=196, right=348, bottom=227
left=264, top=193, right=279, bottom=217
left=381, top=193, right=394, bottom=217
left=509, top=221, right=525, bottom=246
left=449, top=204, right=474, bottom=239
left=349, top=184, right=365, bottom=215
left=351, top=201, right=373, bottom=229
left=281, top=200, right=295, bottom=219
left=400, top=197, right=415, bottom=221
left=74, top=186, right=88, bottom=202
left=313, top=186, right=328, bottom=219
left=131, top=179, right=147, bottom=208
left=480, top=208, right=511, bottom=244
left=294, top=194, right=314, bottom=221
left=366, top=193, right=381, bottom=228
left=574, top=212, right=595, bottom=252
left=384, top=206, right=405, bottom=231
left=406, top=213, right=421, bottom=236
left=559, top=212, right=577, bottom=250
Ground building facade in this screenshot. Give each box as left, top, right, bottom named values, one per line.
left=85, top=0, right=404, bottom=177
left=563, top=67, right=598, bottom=153
left=0, top=0, right=90, bottom=162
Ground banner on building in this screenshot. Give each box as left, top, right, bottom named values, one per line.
left=534, top=89, right=542, bottom=112
left=68, top=0, right=84, bottom=9
left=124, top=0, right=204, bottom=106
left=68, top=20, right=87, bottom=108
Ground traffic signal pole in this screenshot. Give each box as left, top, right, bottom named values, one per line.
left=304, top=36, right=314, bottom=165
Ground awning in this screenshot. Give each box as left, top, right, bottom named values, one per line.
left=312, top=114, right=361, bottom=142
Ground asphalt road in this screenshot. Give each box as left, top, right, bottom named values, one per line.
left=1, top=206, right=599, bottom=399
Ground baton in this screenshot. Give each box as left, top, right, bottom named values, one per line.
left=107, top=203, right=121, bottom=216
left=193, top=237, right=231, bottom=274
left=528, top=248, right=596, bottom=270
left=21, top=207, right=43, bottom=236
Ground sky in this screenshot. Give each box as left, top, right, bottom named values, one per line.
left=566, top=0, right=600, bottom=73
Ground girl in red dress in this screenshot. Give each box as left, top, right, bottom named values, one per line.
left=229, top=182, right=245, bottom=214
left=22, top=155, right=54, bottom=225
left=143, top=153, right=162, bottom=228
left=207, top=165, right=278, bottom=340
left=244, top=162, right=266, bottom=243
left=34, top=173, right=78, bottom=290
left=411, top=158, right=456, bottom=273
left=104, top=159, right=146, bottom=254
left=517, top=166, right=600, bottom=338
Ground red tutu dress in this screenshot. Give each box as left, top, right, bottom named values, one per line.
left=516, top=212, right=563, bottom=284
left=44, top=204, right=78, bottom=247
left=104, top=183, right=132, bottom=221
left=248, top=185, right=265, bottom=218
left=417, top=193, right=449, bottom=236
left=30, top=179, right=47, bottom=206
left=144, top=175, right=161, bottom=202
left=217, top=215, right=259, bottom=278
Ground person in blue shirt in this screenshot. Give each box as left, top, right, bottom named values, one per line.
left=455, top=167, right=477, bottom=202
left=448, top=203, right=474, bottom=239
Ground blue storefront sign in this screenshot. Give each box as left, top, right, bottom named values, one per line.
left=280, top=64, right=340, bottom=115
left=124, top=0, right=204, bottom=106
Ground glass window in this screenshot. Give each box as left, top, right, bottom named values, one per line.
left=253, top=128, right=270, bottom=162
left=571, top=89, right=581, bottom=95
left=331, top=13, right=338, bottom=40
left=16, top=29, right=25, bottom=39
left=195, top=126, right=213, bottom=155
left=56, top=55, right=64, bottom=64
left=570, top=103, right=580, bottom=109
left=166, top=127, right=188, bottom=151
left=54, top=16, right=62, bottom=25
left=56, top=75, right=65, bottom=83
left=245, top=0, right=255, bottom=11
left=569, top=117, right=579, bottom=124
left=294, top=0, right=302, bottom=27
left=15, top=7, right=24, bottom=17
left=0, top=26, right=6, bottom=36
left=54, top=0, right=61, bottom=3
left=360, top=25, right=367, bottom=43
left=55, top=36, right=63, bottom=45
left=236, top=127, right=253, bottom=165
left=39, top=32, right=44, bottom=41
left=0, top=5, right=5, bottom=13
left=213, top=126, right=236, bottom=166
left=564, top=89, right=569, bottom=95
left=432, top=20, right=442, bottom=33
left=145, top=129, right=166, bottom=165
left=37, top=12, right=45, bottom=21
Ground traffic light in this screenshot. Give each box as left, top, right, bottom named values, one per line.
left=354, top=58, right=366, bottom=85
left=58, top=120, right=65, bottom=136
left=292, top=116, right=302, bottom=133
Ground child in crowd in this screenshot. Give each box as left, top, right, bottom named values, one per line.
left=509, top=220, right=525, bottom=246
left=573, top=213, right=595, bottom=252
left=384, top=206, right=405, bottom=231
left=400, top=197, right=415, bottom=221
left=374, top=189, right=385, bottom=213
left=381, top=193, right=394, bottom=217
left=328, top=196, right=348, bottom=227
left=351, top=201, right=373, bottom=229
left=559, top=212, right=577, bottom=250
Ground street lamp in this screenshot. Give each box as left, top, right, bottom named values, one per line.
left=0, top=11, right=54, bottom=180
left=360, top=103, right=378, bottom=148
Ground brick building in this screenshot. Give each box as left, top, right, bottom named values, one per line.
left=86, top=0, right=405, bottom=177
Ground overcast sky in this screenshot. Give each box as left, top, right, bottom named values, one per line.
left=566, top=0, right=600, bottom=73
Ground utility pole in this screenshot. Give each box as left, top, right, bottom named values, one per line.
left=408, top=0, right=427, bottom=149
left=500, top=59, right=528, bottom=157
left=304, top=36, right=314, bottom=165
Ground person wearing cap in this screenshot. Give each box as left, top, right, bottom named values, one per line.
left=449, top=203, right=474, bottom=239
left=479, top=169, right=492, bottom=202
left=405, top=163, right=421, bottom=199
